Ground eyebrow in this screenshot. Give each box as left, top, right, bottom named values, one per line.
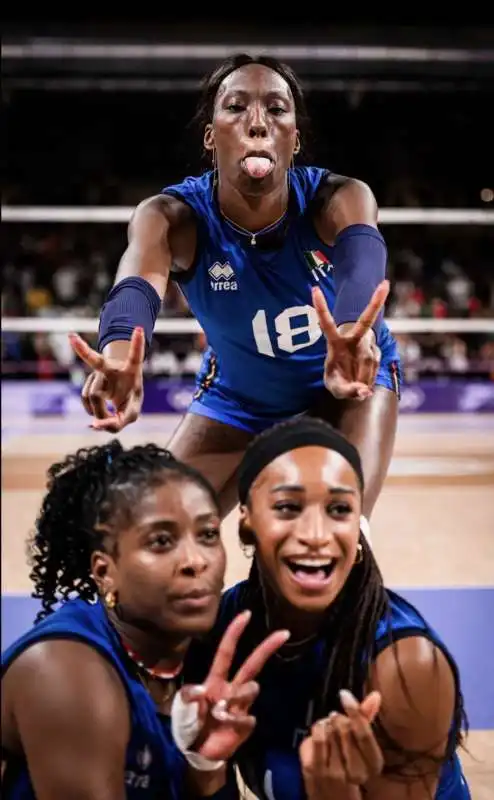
left=269, top=484, right=357, bottom=496
left=221, top=88, right=290, bottom=101
left=140, top=512, right=218, bottom=531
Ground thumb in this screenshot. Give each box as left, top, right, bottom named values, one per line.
left=360, top=690, right=382, bottom=722
left=180, top=685, right=207, bottom=704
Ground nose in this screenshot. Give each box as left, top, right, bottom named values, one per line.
left=296, top=507, right=333, bottom=549
left=248, top=103, right=268, bottom=139
left=177, top=537, right=208, bottom=577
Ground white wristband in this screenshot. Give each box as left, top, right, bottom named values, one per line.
left=171, top=688, right=225, bottom=772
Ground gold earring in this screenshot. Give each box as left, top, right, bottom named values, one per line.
left=104, top=591, right=116, bottom=610
left=240, top=541, right=255, bottom=559
left=355, top=544, right=363, bottom=564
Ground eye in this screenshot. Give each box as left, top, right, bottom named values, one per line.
left=226, top=103, right=245, bottom=113
left=272, top=501, right=301, bottom=516
left=199, top=527, right=221, bottom=545
left=148, top=532, right=173, bottom=551
left=269, top=106, right=286, bottom=116
left=327, top=502, right=353, bottom=518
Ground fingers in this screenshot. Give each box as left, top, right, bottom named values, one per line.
left=312, top=286, right=339, bottom=341
left=350, top=280, right=390, bottom=342
left=232, top=629, right=291, bottom=685
left=355, top=349, right=381, bottom=390
left=69, top=332, right=105, bottom=372
left=312, top=716, right=331, bottom=772
left=334, top=716, right=368, bottom=785
left=81, top=373, right=98, bottom=417
left=339, top=690, right=384, bottom=779
left=124, top=326, right=146, bottom=371
left=358, top=690, right=382, bottom=723
left=205, top=611, right=252, bottom=683
left=360, top=344, right=381, bottom=389
left=325, top=371, right=373, bottom=401
left=91, top=410, right=139, bottom=433
left=212, top=681, right=260, bottom=720
left=90, top=398, right=141, bottom=433
left=87, top=374, right=112, bottom=421
left=180, top=685, right=207, bottom=705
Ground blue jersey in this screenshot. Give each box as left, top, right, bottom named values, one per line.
left=1, top=599, right=187, bottom=799
left=186, top=585, right=470, bottom=800
left=163, top=168, right=400, bottom=433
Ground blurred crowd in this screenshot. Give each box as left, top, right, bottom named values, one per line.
left=2, top=224, right=493, bottom=384
left=3, top=86, right=494, bottom=383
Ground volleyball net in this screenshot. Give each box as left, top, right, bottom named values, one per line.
left=2, top=203, right=494, bottom=413
left=2, top=204, right=494, bottom=337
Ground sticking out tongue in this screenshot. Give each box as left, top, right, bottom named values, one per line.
left=242, top=156, right=273, bottom=179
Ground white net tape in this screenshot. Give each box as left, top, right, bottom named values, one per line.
left=3, top=206, right=494, bottom=225
left=2, top=317, right=494, bottom=334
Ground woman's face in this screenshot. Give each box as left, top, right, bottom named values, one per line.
left=242, top=446, right=361, bottom=614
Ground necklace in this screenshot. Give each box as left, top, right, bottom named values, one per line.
left=264, top=611, right=318, bottom=662
left=121, top=640, right=183, bottom=681
left=220, top=208, right=288, bottom=247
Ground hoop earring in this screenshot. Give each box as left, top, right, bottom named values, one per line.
left=240, top=541, right=255, bottom=560
left=104, top=591, right=116, bottom=610
left=355, top=544, right=363, bottom=564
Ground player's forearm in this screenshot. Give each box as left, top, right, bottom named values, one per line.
left=328, top=180, right=387, bottom=336
left=98, top=200, right=171, bottom=357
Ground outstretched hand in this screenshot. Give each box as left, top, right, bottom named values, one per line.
left=69, top=327, right=145, bottom=433
left=312, top=280, right=390, bottom=401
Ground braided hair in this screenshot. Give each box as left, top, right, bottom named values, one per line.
left=237, top=419, right=468, bottom=784
left=29, top=440, right=220, bottom=623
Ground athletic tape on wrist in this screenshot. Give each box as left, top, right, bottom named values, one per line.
left=171, top=689, right=225, bottom=772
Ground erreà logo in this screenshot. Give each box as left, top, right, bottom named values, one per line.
left=208, top=262, right=238, bottom=291
left=304, top=250, right=333, bottom=282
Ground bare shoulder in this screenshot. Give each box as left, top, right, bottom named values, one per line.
left=132, top=192, right=195, bottom=230
left=2, top=639, right=131, bottom=798
left=3, top=638, right=129, bottom=740
left=314, top=172, right=379, bottom=244
left=371, top=635, right=457, bottom=752
left=129, top=193, right=197, bottom=273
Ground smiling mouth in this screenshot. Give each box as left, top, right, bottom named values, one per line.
left=283, top=558, right=336, bottom=590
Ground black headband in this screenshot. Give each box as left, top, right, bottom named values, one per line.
left=238, top=418, right=364, bottom=505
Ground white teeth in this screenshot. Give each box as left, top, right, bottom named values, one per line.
left=291, top=559, right=333, bottom=568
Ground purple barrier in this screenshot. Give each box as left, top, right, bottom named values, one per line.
left=2, top=379, right=494, bottom=418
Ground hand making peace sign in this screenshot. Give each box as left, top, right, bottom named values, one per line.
left=171, top=610, right=290, bottom=764
left=312, top=279, right=390, bottom=401
left=69, top=327, right=146, bottom=433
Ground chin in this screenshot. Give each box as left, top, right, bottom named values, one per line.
left=163, top=605, right=220, bottom=638
left=237, top=172, right=276, bottom=197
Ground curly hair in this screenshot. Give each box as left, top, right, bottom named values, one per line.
left=28, top=440, right=220, bottom=622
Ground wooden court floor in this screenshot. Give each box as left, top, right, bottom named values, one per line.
left=2, top=412, right=494, bottom=798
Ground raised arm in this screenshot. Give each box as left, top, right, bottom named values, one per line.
left=70, top=193, right=195, bottom=432
left=312, top=174, right=389, bottom=398
left=2, top=639, right=130, bottom=800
